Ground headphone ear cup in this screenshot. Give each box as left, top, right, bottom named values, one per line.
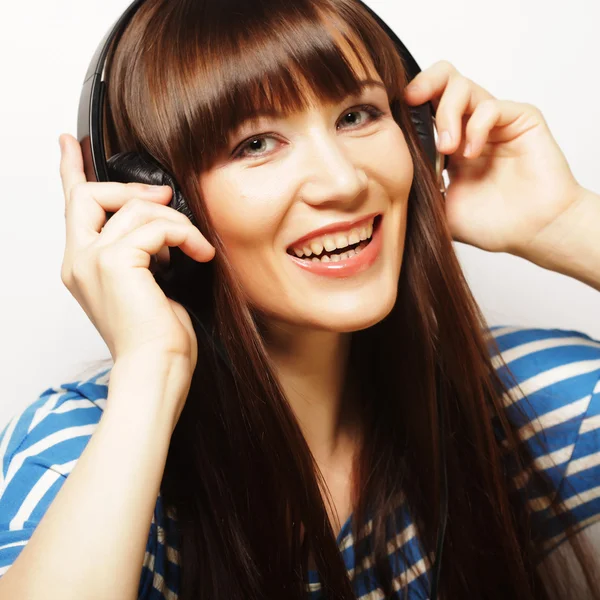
left=409, top=102, right=436, bottom=167
left=408, top=103, right=449, bottom=188
left=105, top=151, right=204, bottom=295
left=106, top=151, right=197, bottom=226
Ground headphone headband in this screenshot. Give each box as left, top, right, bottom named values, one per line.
left=77, top=0, right=145, bottom=182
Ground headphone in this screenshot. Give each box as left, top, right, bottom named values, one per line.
left=76, top=1, right=448, bottom=597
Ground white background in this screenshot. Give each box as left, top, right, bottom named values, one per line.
left=0, top=0, right=599, bottom=429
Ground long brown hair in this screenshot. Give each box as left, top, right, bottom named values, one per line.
left=96, top=0, right=599, bottom=597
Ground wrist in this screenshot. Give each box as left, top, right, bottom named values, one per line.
left=513, top=185, right=600, bottom=292
left=105, top=350, right=193, bottom=434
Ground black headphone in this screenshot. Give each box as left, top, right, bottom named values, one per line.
left=76, top=1, right=448, bottom=597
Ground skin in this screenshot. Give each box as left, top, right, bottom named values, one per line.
left=198, top=39, right=414, bottom=530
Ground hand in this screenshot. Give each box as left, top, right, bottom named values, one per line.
left=58, top=133, right=215, bottom=372
left=404, top=60, right=581, bottom=256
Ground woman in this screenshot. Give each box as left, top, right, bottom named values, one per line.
left=0, top=0, right=598, bottom=598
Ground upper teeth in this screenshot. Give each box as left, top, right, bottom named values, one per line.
left=290, top=217, right=375, bottom=258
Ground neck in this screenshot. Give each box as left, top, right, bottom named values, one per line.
left=262, top=320, right=361, bottom=465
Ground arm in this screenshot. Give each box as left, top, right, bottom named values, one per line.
left=0, top=352, right=187, bottom=600
left=512, top=185, right=600, bottom=292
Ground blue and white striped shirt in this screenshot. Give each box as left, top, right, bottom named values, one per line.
left=1, top=326, right=599, bottom=598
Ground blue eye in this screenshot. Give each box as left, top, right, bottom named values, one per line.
left=231, top=103, right=385, bottom=160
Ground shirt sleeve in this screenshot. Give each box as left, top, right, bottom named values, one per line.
left=488, top=325, right=600, bottom=559
left=0, top=367, right=179, bottom=599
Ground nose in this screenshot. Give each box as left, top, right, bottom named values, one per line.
left=296, top=129, right=368, bottom=208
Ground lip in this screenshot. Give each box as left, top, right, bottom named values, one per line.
left=287, top=214, right=383, bottom=278
left=286, top=211, right=380, bottom=251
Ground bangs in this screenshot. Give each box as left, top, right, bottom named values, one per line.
left=157, top=0, right=409, bottom=170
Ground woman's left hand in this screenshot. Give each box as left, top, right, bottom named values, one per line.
left=404, top=60, right=582, bottom=255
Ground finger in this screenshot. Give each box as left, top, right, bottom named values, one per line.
left=404, top=60, right=495, bottom=113
left=434, top=74, right=473, bottom=154
left=113, top=219, right=216, bottom=267
left=67, top=180, right=172, bottom=216
left=65, top=182, right=172, bottom=255
left=59, top=134, right=87, bottom=206
left=97, top=197, right=208, bottom=249
left=463, top=99, right=527, bottom=158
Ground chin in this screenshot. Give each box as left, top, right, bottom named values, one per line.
left=297, top=280, right=399, bottom=333
left=249, top=258, right=402, bottom=334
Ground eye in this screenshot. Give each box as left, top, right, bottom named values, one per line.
left=231, top=104, right=386, bottom=160
left=336, top=104, right=384, bottom=130
left=232, top=135, right=281, bottom=160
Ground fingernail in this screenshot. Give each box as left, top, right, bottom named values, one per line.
left=463, top=143, right=472, bottom=157
left=145, top=185, right=169, bottom=195
left=439, top=130, right=452, bottom=151
left=58, top=136, right=64, bottom=153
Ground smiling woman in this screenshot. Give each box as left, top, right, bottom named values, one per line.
left=1, top=0, right=599, bottom=599
left=195, top=64, right=412, bottom=326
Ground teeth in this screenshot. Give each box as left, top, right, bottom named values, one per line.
left=290, top=216, right=376, bottom=258
left=309, top=240, right=324, bottom=256
left=348, top=230, right=360, bottom=245
left=323, top=237, right=337, bottom=252
left=334, top=233, right=349, bottom=250
left=305, top=242, right=366, bottom=262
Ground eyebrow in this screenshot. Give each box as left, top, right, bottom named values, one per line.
left=245, top=79, right=387, bottom=121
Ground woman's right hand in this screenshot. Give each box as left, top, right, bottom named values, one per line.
left=58, top=133, right=215, bottom=375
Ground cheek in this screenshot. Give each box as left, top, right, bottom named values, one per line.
left=372, top=128, right=414, bottom=196
left=199, top=173, right=287, bottom=253
left=201, top=175, right=282, bottom=305
left=198, top=172, right=293, bottom=305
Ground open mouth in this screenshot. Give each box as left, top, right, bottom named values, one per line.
left=286, top=214, right=382, bottom=263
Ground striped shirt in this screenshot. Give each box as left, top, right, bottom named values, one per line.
left=0, top=325, right=599, bottom=598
